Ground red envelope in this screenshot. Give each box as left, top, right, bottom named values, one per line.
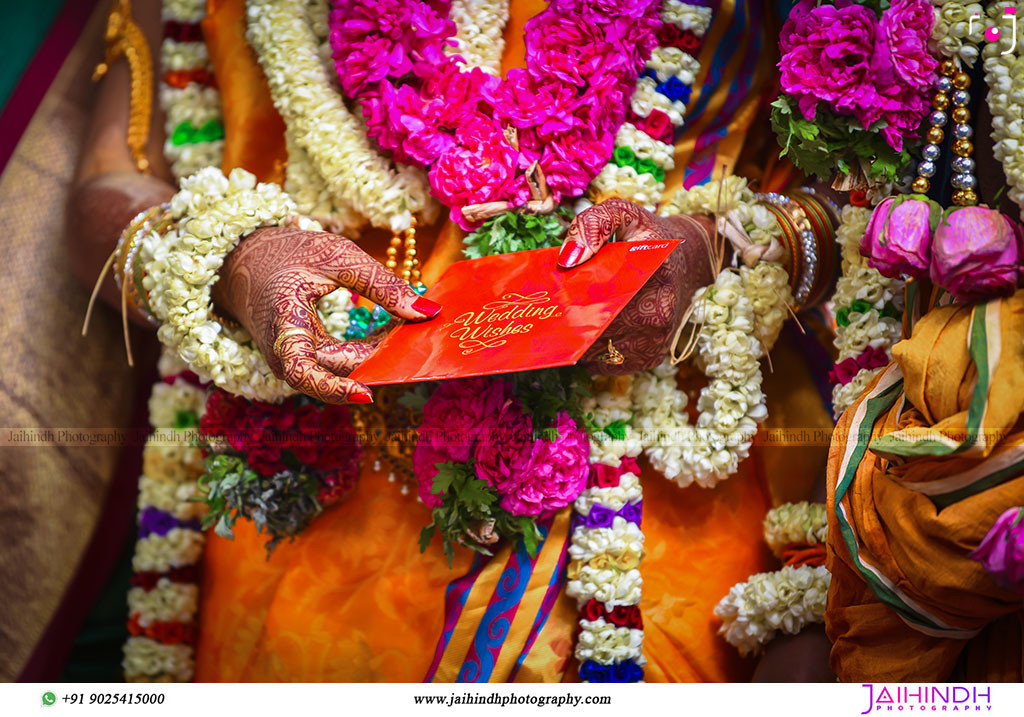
left=349, top=239, right=680, bottom=385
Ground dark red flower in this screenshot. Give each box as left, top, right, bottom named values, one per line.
left=582, top=598, right=607, bottom=622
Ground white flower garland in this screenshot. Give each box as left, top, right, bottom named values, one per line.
left=931, top=2, right=986, bottom=65
left=983, top=2, right=1024, bottom=213
left=123, top=638, right=194, bottom=683
left=445, top=0, right=509, bottom=75
left=627, top=178, right=790, bottom=489
left=763, top=501, right=828, bottom=559
left=160, top=0, right=224, bottom=181
left=567, top=374, right=647, bottom=682
left=246, top=0, right=436, bottom=232
left=141, top=167, right=331, bottom=402
left=829, top=204, right=904, bottom=418
left=123, top=351, right=208, bottom=683
left=713, top=565, right=831, bottom=657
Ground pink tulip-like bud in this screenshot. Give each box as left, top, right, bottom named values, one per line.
left=859, top=195, right=937, bottom=278
left=970, top=507, right=1024, bottom=594
left=930, top=207, right=1021, bottom=302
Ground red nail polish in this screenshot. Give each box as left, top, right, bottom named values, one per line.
left=557, top=242, right=584, bottom=268
left=412, top=296, right=442, bottom=318
left=349, top=390, right=374, bottom=404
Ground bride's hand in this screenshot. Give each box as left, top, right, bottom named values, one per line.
left=555, top=197, right=717, bottom=374
left=212, top=226, right=441, bottom=404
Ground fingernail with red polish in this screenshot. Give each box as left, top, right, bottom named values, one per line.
left=557, top=242, right=584, bottom=268
left=412, top=296, right=442, bottom=318
left=349, top=390, right=374, bottom=404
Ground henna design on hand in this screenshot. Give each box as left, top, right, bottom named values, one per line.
left=559, top=199, right=717, bottom=375
left=213, top=226, right=442, bottom=404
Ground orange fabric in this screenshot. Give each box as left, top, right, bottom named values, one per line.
left=194, top=0, right=830, bottom=683
left=825, top=295, right=1024, bottom=682
left=204, top=0, right=287, bottom=184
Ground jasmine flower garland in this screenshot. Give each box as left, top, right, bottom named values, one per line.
left=629, top=179, right=790, bottom=489
left=123, top=350, right=207, bottom=683
left=566, top=374, right=646, bottom=683
left=140, top=167, right=338, bottom=403
left=246, top=0, right=436, bottom=232
left=444, top=0, right=509, bottom=75
left=713, top=565, right=831, bottom=657
left=983, top=2, right=1024, bottom=213
left=930, top=1, right=985, bottom=65
left=829, top=204, right=905, bottom=418
left=160, top=0, right=224, bottom=181
left=762, top=501, right=828, bottom=559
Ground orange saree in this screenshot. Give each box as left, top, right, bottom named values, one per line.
left=193, top=0, right=832, bottom=682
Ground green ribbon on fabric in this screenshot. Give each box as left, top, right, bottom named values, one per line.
left=170, top=119, right=225, bottom=146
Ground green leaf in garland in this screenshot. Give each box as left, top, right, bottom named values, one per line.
left=418, top=523, right=436, bottom=554
left=603, top=419, right=629, bottom=441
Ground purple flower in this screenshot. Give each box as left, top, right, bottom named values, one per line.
left=585, top=504, right=617, bottom=529
left=620, top=501, right=643, bottom=525
left=497, top=412, right=589, bottom=517
left=930, top=207, right=1022, bottom=302
left=860, top=195, right=938, bottom=278
left=970, top=507, right=1024, bottom=593
left=139, top=506, right=179, bottom=538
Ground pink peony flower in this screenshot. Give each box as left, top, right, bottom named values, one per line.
left=930, top=207, right=1022, bottom=301
left=549, top=0, right=657, bottom=20
left=860, top=195, right=938, bottom=279
left=497, top=412, right=590, bottom=518
left=413, top=377, right=513, bottom=506
left=539, top=129, right=615, bottom=200
left=779, top=1, right=887, bottom=122
left=330, top=0, right=453, bottom=95
left=413, top=441, right=448, bottom=509
left=429, top=119, right=528, bottom=228
left=970, top=507, right=1024, bottom=593
left=880, top=0, right=938, bottom=93
left=472, top=400, right=535, bottom=493
left=525, top=13, right=651, bottom=89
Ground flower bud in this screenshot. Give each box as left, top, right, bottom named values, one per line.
left=930, top=206, right=1021, bottom=301
left=859, top=195, right=938, bottom=278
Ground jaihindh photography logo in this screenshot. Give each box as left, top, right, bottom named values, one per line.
left=860, top=684, right=993, bottom=713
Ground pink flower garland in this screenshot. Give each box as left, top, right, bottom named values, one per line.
left=329, top=0, right=662, bottom=227
left=413, top=377, right=588, bottom=517
left=778, top=0, right=936, bottom=152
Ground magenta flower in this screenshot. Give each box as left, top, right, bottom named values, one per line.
left=860, top=195, right=938, bottom=279
left=430, top=120, right=528, bottom=228
left=930, top=207, right=1022, bottom=302
left=472, top=400, right=535, bottom=493
left=328, top=0, right=664, bottom=225
left=970, top=507, right=1024, bottom=593
left=779, top=1, right=885, bottom=122
left=413, top=377, right=513, bottom=507
left=417, top=377, right=512, bottom=463
left=549, top=0, right=657, bottom=20
left=879, top=0, right=938, bottom=93
left=497, top=412, right=590, bottom=518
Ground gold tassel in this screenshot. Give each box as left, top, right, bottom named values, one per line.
left=93, top=0, right=153, bottom=174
